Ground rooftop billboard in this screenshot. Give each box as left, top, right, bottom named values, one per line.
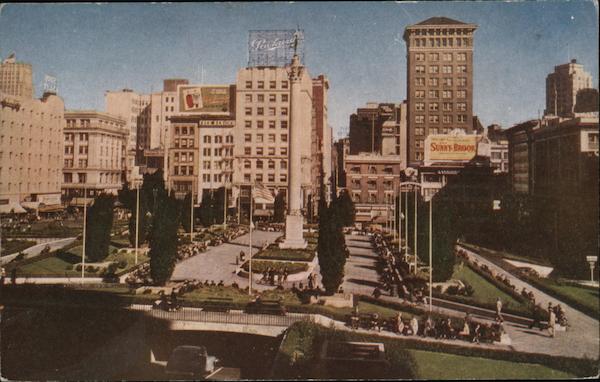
left=425, top=134, right=478, bottom=162
left=177, top=85, right=231, bottom=115
left=248, top=29, right=304, bottom=67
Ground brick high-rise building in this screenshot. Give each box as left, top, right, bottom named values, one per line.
left=545, top=59, right=594, bottom=118
left=404, top=17, right=477, bottom=167
left=0, top=54, right=33, bottom=99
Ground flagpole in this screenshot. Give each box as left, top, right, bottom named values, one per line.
left=398, top=187, right=401, bottom=253
left=135, top=184, right=139, bottom=265
left=414, top=190, right=418, bottom=274
left=223, top=183, right=227, bottom=230
left=190, top=190, right=194, bottom=239
left=81, top=184, right=87, bottom=281
left=249, top=184, right=253, bottom=296
left=404, top=190, right=408, bottom=257
left=429, top=199, right=433, bottom=313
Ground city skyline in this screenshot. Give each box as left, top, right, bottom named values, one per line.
left=0, top=1, right=598, bottom=136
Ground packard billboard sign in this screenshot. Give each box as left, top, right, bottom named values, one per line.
left=248, top=29, right=304, bottom=67
left=177, top=85, right=231, bottom=114
left=425, top=134, right=478, bottom=162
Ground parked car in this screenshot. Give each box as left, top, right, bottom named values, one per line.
left=165, top=345, right=219, bottom=379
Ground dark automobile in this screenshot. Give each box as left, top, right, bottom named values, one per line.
left=165, top=345, right=218, bottom=379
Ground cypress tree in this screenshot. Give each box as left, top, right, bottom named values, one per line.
left=85, top=194, right=115, bottom=262
left=149, top=192, right=180, bottom=285
left=273, top=190, right=286, bottom=223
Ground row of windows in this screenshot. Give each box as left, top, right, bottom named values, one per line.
left=414, top=127, right=457, bottom=135
left=174, top=138, right=194, bottom=148
left=242, top=173, right=287, bottom=183
left=244, top=107, right=288, bottom=116
left=414, top=77, right=467, bottom=87
left=244, top=146, right=287, bottom=156
left=245, top=93, right=288, bottom=103
left=244, top=120, right=288, bottom=129
left=415, top=115, right=468, bottom=124
left=411, top=37, right=471, bottom=48
left=414, top=52, right=467, bottom=62
left=350, top=179, right=397, bottom=189
left=243, top=159, right=287, bottom=170
left=348, top=166, right=395, bottom=174
left=202, top=173, right=229, bottom=183
left=201, top=147, right=233, bottom=157
left=414, top=90, right=467, bottom=99
left=412, top=28, right=471, bottom=36
left=202, top=135, right=234, bottom=143
left=415, top=65, right=467, bottom=74
left=415, top=102, right=468, bottom=112
left=202, top=160, right=233, bottom=170
left=63, top=172, right=120, bottom=184
left=173, top=166, right=195, bottom=176
left=244, top=133, right=287, bottom=143
left=245, top=80, right=289, bottom=90
left=0, top=181, right=60, bottom=193
left=64, top=146, right=89, bottom=154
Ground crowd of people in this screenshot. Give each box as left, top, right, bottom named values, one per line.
left=372, top=233, right=428, bottom=304
left=258, top=266, right=291, bottom=286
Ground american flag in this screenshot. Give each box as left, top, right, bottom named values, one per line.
left=253, top=182, right=275, bottom=203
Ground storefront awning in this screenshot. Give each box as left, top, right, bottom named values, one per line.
left=0, top=202, right=27, bottom=214
left=39, top=204, right=65, bottom=213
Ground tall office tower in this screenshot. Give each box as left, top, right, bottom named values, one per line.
left=404, top=17, right=477, bottom=167
left=545, top=59, right=594, bottom=117
left=0, top=53, right=33, bottom=99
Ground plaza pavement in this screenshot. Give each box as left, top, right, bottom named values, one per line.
left=171, top=230, right=282, bottom=290
left=342, top=233, right=599, bottom=360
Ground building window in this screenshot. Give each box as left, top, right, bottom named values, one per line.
left=457, top=77, right=467, bottom=86
left=256, top=160, right=263, bottom=169
left=269, top=120, right=276, bottom=129
left=281, top=94, right=288, bottom=102
left=64, top=173, right=72, bottom=183
left=269, top=80, right=276, bottom=89
left=256, top=120, right=263, bottom=129
left=203, top=135, right=211, bottom=143
left=429, top=53, right=439, bottom=61
left=442, top=90, right=453, bottom=99
left=245, top=81, right=252, bottom=89
left=415, top=65, right=425, bottom=74
left=245, top=107, right=252, bottom=116
left=415, top=53, right=425, bottom=61
left=257, top=94, right=264, bottom=103
left=457, top=65, right=467, bottom=73
left=257, top=81, right=264, bottom=89
left=268, top=107, right=276, bottom=116
left=244, top=174, right=251, bottom=182
left=281, top=107, right=288, bottom=116
left=443, top=115, right=453, bottom=124
left=428, top=90, right=439, bottom=99
left=415, top=90, right=425, bottom=98
left=244, top=147, right=251, bottom=155
left=456, top=52, right=467, bottom=61
left=268, top=134, right=276, bottom=143
left=428, top=115, right=439, bottom=123
left=429, top=102, right=439, bottom=111
left=268, top=147, right=275, bottom=155
left=428, top=65, right=439, bottom=74
left=443, top=77, right=453, bottom=86
left=269, top=94, right=276, bottom=102
left=245, top=94, right=252, bottom=102
left=280, top=147, right=287, bottom=155
left=280, top=160, right=287, bottom=169
left=430, top=127, right=439, bottom=135
left=281, top=134, right=288, bottom=143
left=457, top=115, right=467, bottom=123
left=416, top=152, right=424, bottom=160
left=415, top=127, right=425, bottom=136
left=257, top=107, right=264, bottom=116
left=281, top=81, right=289, bottom=89
left=280, top=174, right=287, bottom=182
left=256, top=174, right=263, bottom=182
left=256, top=147, right=263, bottom=155
left=442, top=53, right=452, bottom=61
left=457, top=90, right=466, bottom=99
left=245, top=120, right=252, bottom=128
left=415, top=77, right=425, bottom=86
left=415, top=115, right=425, bottom=124
left=203, top=147, right=211, bottom=156
left=456, top=102, right=467, bottom=111
left=244, top=160, right=251, bottom=169
left=415, top=102, right=425, bottom=111
left=256, top=134, right=264, bottom=143
left=244, top=134, right=252, bottom=142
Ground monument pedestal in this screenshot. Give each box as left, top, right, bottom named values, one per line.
left=279, top=214, right=307, bottom=249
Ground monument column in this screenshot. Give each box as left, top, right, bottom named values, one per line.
left=280, top=54, right=307, bottom=249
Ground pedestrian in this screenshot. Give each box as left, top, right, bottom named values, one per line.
left=529, top=303, right=543, bottom=330
left=548, top=308, right=556, bottom=338
left=11, top=268, right=17, bottom=285
left=410, top=316, right=419, bottom=336
left=307, top=273, right=314, bottom=290
left=396, top=312, right=404, bottom=334
left=372, top=287, right=382, bottom=299
left=239, top=250, right=245, bottom=262
left=0, top=267, right=6, bottom=286
left=495, top=297, right=503, bottom=322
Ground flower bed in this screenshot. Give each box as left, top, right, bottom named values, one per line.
left=253, top=247, right=315, bottom=262
left=240, top=260, right=308, bottom=274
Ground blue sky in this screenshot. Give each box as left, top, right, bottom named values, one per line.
left=0, top=2, right=597, bottom=137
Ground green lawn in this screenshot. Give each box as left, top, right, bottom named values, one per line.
left=536, top=279, right=599, bottom=316
left=17, top=245, right=147, bottom=278
left=410, top=349, right=574, bottom=379
left=241, top=260, right=308, bottom=274
left=1, top=239, right=37, bottom=256
left=451, top=263, right=523, bottom=309
left=254, top=248, right=315, bottom=261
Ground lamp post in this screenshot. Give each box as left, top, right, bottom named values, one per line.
left=135, top=183, right=140, bottom=265
left=81, top=184, right=87, bottom=281
left=248, top=184, right=254, bottom=296
left=414, top=190, right=418, bottom=274
left=429, top=198, right=433, bottom=313
left=190, top=190, right=194, bottom=240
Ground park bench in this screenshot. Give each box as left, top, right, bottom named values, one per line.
left=244, top=299, right=286, bottom=316
left=201, top=297, right=235, bottom=312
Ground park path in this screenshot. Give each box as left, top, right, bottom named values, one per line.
left=458, top=245, right=599, bottom=360
left=341, top=234, right=381, bottom=295
left=1, top=237, right=77, bottom=266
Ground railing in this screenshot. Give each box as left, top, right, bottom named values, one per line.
left=129, top=304, right=311, bottom=327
